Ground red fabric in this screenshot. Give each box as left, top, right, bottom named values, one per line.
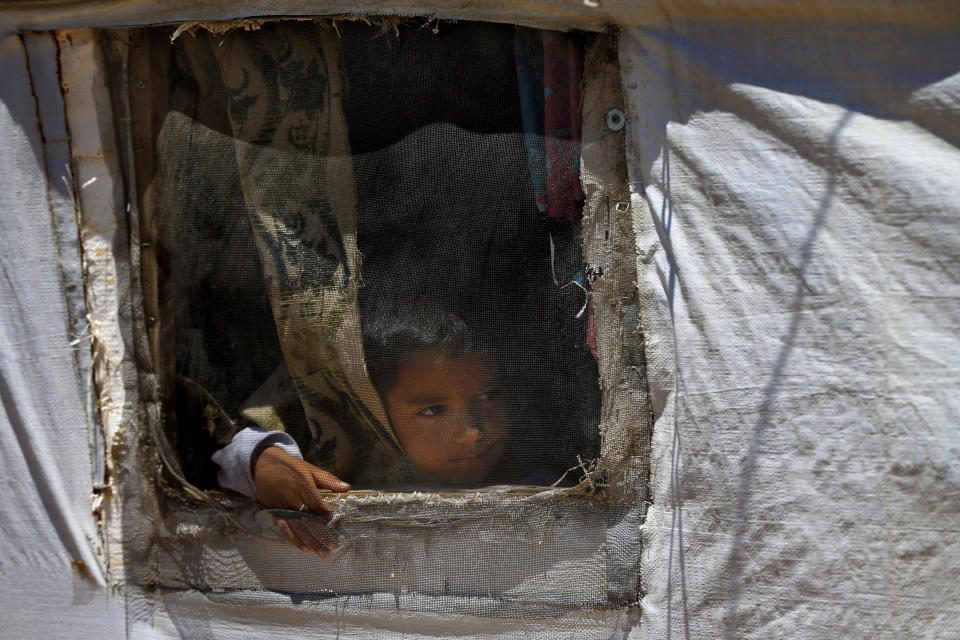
left=542, top=33, right=584, bottom=223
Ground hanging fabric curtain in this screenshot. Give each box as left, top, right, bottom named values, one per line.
left=170, top=25, right=408, bottom=485
left=514, top=26, right=584, bottom=223
left=514, top=27, right=596, bottom=358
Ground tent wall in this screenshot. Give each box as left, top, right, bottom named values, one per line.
left=1, top=2, right=959, bottom=639
left=3, top=0, right=960, bottom=34
left=621, top=11, right=960, bottom=639
left=0, top=32, right=122, bottom=635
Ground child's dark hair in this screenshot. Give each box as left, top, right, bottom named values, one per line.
left=360, top=292, right=488, bottom=397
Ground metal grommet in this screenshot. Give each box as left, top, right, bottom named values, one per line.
left=606, top=108, right=625, bottom=132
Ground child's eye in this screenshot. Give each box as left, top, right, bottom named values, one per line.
left=418, top=405, right=446, bottom=417
left=476, top=389, right=496, bottom=402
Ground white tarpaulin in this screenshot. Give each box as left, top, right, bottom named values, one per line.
left=0, top=33, right=122, bottom=636
left=1, top=2, right=959, bottom=638
left=621, top=12, right=960, bottom=639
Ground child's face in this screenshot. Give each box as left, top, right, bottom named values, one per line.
left=384, top=349, right=507, bottom=484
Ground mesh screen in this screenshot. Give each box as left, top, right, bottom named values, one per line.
left=137, top=21, right=601, bottom=492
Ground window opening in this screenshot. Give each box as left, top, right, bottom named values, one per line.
left=126, top=20, right=603, bottom=494
left=86, top=20, right=647, bottom=609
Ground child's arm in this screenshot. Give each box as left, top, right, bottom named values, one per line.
left=212, top=427, right=302, bottom=498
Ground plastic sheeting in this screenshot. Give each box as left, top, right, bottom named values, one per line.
left=622, top=12, right=960, bottom=640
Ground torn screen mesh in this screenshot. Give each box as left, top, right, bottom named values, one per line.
left=138, top=21, right=600, bottom=491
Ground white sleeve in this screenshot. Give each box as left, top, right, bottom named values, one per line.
left=211, top=427, right=303, bottom=499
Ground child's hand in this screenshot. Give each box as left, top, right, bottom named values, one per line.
left=253, top=446, right=350, bottom=557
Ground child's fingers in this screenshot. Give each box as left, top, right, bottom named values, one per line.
left=299, top=518, right=339, bottom=555
left=297, top=484, right=335, bottom=519
left=288, top=519, right=337, bottom=557
left=310, top=467, right=350, bottom=492
left=276, top=518, right=311, bottom=554
left=303, top=518, right=339, bottom=547
left=278, top=518, right=333, bottom=557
